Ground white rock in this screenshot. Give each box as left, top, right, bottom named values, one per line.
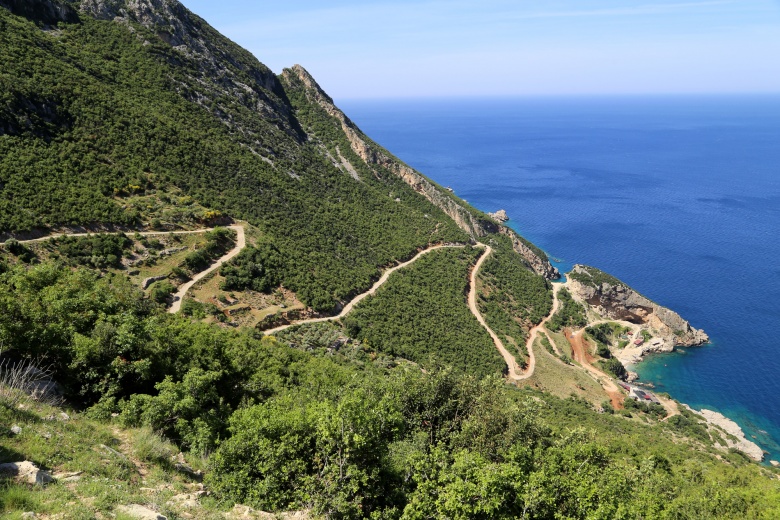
left=167, top=492, right=203, bottom=509
left=11, top=425, right=22, bottom=435
left=688, top=407, right=765, bottom=461
left=0, top=461, right=54, bottom=485
left=116, top=504, right=167, bottom=520
left=53, top=471, right=82, bottom=483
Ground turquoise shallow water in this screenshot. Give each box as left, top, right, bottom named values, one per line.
left=340, top=95, right=780, bottom=462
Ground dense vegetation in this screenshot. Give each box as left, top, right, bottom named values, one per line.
left=569, top=265, right=625, bottom=289
left=220, top=242, right=282, bottom=293
left=1, top=3, right=779, bottom=518
left=587, top=322, right=630, bottom=348
left=1, top=261, right=779, bottom=518
left=547, top=288, right=588, bottom=332
left=343, top=247, right=504, bottom=377
left=0, top=5, right=467, bottom=312
left=181, top=227, right=235, bottom=272
left=476, top=236, right=553, bottom=365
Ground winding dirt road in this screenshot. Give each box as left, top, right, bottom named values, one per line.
left=4, top=223, right=248, bottom=315
left=467, top=247, right=565, bottom=381
left=262, top=243, right=471, bottom=335
left=566, top=328, right=624, bottom=409
left=467, top=245, right=527, bottom=379
left=8, top=227, right=228, bottom=244
left=264, top=242, right=541, bottom=384
left=168, top=225, right=245, bottom=313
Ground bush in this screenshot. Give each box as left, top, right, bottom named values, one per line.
left=57, top=233, right=131, bottom=268
left=182, top=227, right=236, bottom=273
left=120, top=369, right=230, bottom=455
left=151, top=280, right=175, bottom=303
left=3, top=238, right=36, bottom=263
left=547, top=288, right=587, bottom=332
left=600, top=358, right=627, bottom=379
left=132, top=427, right=176, bottom=464
left=220, top=244, right=282, bottom=293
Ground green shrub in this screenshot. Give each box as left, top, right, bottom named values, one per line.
left=151, top=280, right=175, bottom=303
left=220, top=244, right=282, bottom=293
left=600, top=358, right=627, bottom=379
left=547, top=288, right=587, bottom=332
left=132, top=427, right=176, bottom=464
left=57, top=233, right=131, bottom=268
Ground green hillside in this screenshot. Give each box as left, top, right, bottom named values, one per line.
left=1, top=1, right=779, bottom=518
left=0, top=0, right=469, bottom=312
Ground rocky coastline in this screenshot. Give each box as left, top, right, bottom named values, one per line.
left=567, top=264, right=708, bottom=366
left=683, top=406, right=765, bottom=461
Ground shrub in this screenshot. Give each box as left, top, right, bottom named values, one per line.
left=220, top=244, right=282, bottom=293
left=151, top=280, right=175, bottom=303
left=133, top=427, right=176, bottom=464
left=600, top=358, right=627, bottom=379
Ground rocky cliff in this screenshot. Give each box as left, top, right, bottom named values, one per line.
left=568, top=265, right=708, bottom=347
left=281, top=65, right=559, bottom=280
left=78, top=0, right=304, bottom=146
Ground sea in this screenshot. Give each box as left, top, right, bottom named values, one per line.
left=340, top=95, right=780, bottom=462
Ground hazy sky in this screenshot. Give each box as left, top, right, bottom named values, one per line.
left=181, top=0, right=780, bottom=99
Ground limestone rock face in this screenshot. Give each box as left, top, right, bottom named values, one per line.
left=568, top=264, right=708, bottom=347
left=281, top=65, right=560, bottom=280
left=498, top=227, right=560, bottom=280
left=488, top=209, right=509, bottom=222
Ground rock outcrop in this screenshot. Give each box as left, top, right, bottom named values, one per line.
left=488, top=209, right=509, bottom=222
left=568, top=265, right=708, bottom=347
left=0, top=0, right=80, bottom=26
left=0, top=461, right=54, bottom=485
left=281, top=65, right=559, bottom=280
left=498, top=227, right=559, bottom=280
left=116, top=504, right=167, bottom=520
left=78, top=0, right=304, bottom=144
left=684, top=406, right=764, bottom=461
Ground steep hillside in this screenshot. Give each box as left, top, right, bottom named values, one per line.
left=2, top=1, right=778, bottom=518
left=0, top=0, right=478, bottom=312
left=0, top=0, right=557, bottom=315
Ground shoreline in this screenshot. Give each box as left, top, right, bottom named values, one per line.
left=628, top=349, right=777, bottom=464
left=474, top=213, right=772, bottom=464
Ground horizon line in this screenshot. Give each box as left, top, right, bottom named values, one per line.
left=334, top=91, right=780, bottom=102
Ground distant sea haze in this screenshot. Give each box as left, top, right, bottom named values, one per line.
left=341, top=94, right=780, bottom=462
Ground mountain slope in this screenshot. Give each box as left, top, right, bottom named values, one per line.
left=0, top=0, right=487, bottom=311
left=3, top=1, right=778, bottom=518
left=0, top=0, right=557, bottom=314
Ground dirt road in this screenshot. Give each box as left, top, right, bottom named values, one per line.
left=566, top=328, right=624, bottom=409
left=467, top=245, right=528, bottom=380
left=168, top=224, right=245, bottom=313
left=262, top=243, right=470, bottom=335
left=7, top=227, right=229, bottom=244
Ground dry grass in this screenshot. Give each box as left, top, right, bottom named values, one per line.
left=518, top=337, right=608, bottom=405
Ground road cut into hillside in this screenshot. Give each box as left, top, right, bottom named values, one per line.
left=262, top=243, right=471, bottom=335
left=168, top=225, right=245, bottom=313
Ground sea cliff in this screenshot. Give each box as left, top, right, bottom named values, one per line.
left=568, top=264, right=709, bottom=358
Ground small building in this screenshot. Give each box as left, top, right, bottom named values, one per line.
left=627, top=385, right=660, bottom=404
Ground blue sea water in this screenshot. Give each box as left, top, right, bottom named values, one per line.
left=339, top=95, right=780, bottom=462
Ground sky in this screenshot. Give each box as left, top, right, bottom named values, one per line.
left=181, top=0, right=780, bottom=99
